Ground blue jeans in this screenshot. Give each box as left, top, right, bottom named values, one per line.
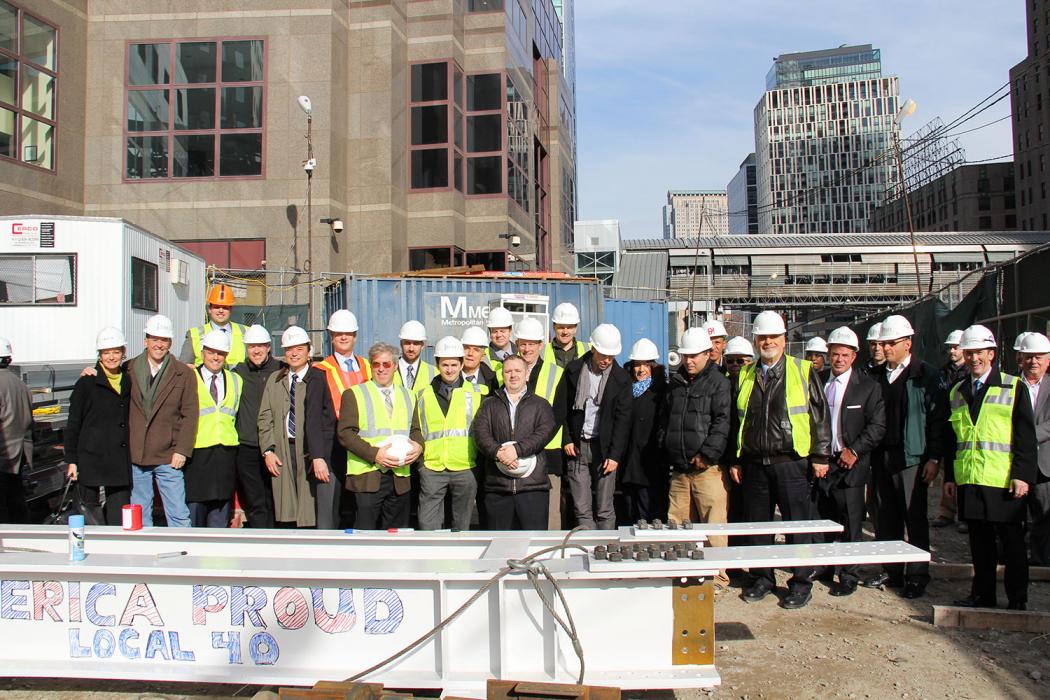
left=131, top=463, right=191, bottom=527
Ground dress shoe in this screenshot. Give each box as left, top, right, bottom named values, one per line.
left=780, top=590, right=812, bottom=609
left=742, top=583, right=774, bottom=603
left=829, top=580, right=858, bottom=597
left=953, top=595, right=996, bottom=608
left=1008, top=601, right=1027, bottom=611
left=861, top=572, right=904, bottom=589
left=899, top=583, right=925, bottom=599
left=930, top=516, right=955, bottom=528
left=956, top=522, right=969, bottom=534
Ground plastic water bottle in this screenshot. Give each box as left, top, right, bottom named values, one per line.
left=69, top=514, right=85, bottom=562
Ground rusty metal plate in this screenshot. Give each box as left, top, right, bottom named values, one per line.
left=671, top=577, right=715, bottom=666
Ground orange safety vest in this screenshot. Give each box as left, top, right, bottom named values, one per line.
left=313, top=354, right=371, bottom=419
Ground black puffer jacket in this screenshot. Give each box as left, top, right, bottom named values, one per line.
left=472, top=388, right=556, bottom=494
left=732, top=354, right=831, bottom=462
left=662, top=363, right=732, bottom=472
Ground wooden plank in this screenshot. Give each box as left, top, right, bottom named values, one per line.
left=932, top=605, right=1050, bottom=633
left=929, top=562, right=1050, bottom=581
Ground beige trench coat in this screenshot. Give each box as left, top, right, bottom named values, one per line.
left=257, top=367, right=315, bottom=527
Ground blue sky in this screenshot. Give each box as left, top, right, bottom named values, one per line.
left=574, top=1, right=1025, bottom=238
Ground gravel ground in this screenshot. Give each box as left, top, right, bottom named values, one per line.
left=1, top=486, right=1046, bottom=700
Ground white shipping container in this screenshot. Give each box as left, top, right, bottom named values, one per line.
left=0, top=216, right=206, bottom=364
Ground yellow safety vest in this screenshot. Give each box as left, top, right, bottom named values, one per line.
left=949, top=375, right=1018, bottom=489
left=484, top=347, right=510, bottom=382
left=417, top=383, right=486, bottom=472
left=393, top=360, right=437, bottom=397
left=735, top=355, right=813, bottom=458
left=194, top=368, right=242, bottom=448
left=532, top=360, right=564, bottom=451
left=543, top=339, right=588, bottom=367
left=189, top=323, right=247, bottom=367
left=346, top=381, right=414, bottom=478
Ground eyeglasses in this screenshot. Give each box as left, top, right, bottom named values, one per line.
left=371, top=360, right=394, bottom=369
left=725, top=357, right=749, bottom=365
left=878, top=339, right=907, bottom=347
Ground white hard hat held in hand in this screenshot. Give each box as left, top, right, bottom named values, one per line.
left=327, top=309, right=359, bottom=333
left=752, top=311, right=787, bottom=336
left=589, top=324, right=622, bottom=356
left=552, top=302, right=581, bottom=325
left=95, top=327, right=126, bottom=351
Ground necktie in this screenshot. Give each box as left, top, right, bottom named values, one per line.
left=345, top=358, right=354, bottom=373
left=288, top=374, right=298, bottom=438
left=210, top=373, right=219, bottom=403
left=761, top=365, right=769, bottom=383
left=406, top=364, right=416, bottom=389
left=383, top=388, right=394, bottom=416
left=466, top=375, right=476, bottom=386
left=974, top=379, right=983, bottom=394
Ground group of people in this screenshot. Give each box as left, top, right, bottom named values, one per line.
left=0, top=282, right=1046, bottom=614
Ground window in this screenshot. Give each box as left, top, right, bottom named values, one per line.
left=507, top=77, right=529, bottom=211
left=466, top=72, right=502, bottom=195
left=131, top=256, right=158, bottom=311
left=125, top=39, right=265, bottom=179
left=410, top=61, right=456, bottom=190
left=979, top=216, right=992, bottom=230
left=978, top=195, right=991, bottom=211
left=409, top=246, right=464, bottom=271
left=467, top=0, right=503, bottom=10
left=0, top=253, right=75, bottom=304
left=177, top=238, right=265, bottom=269
left=464, top=250, right=506, bottom=271
left=0, top=2, right=57, bottom=170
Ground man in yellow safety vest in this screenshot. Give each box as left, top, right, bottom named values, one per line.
left=180, top=283, right=247, bottom=367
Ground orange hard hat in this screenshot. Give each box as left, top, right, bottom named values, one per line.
left=207, top=283, right=236, bottom=307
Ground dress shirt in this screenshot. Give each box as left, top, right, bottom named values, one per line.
left=826, top=368, right=851, bottom=453
left=199, top=366, right=225, bottom=404
left=505, top=388, right=524, bottom=430
left=334, top=352, right=360, bottom=373
left=398, top=357, right=421, bottom=388
left=886, top=354, right=912, bottom=384
left=972, top=367, right=993, bottom=394
left=1023, top=374, right=1042, bottom=410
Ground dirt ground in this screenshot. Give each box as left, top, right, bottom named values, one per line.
left=0, top=486, right=1047, bottom=700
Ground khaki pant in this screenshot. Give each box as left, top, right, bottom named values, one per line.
left=668, top=466, right=729, bottom=584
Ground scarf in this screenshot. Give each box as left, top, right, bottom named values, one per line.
left=632, top=376, right=652, bottom=398
left=133, top=353, right=170, bottom=416
left=102, top=365, right=123, bottom=394
left=574, top=360, right=611, bottom=412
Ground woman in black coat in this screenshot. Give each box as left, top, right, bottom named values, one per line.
left=65, top=327, right=133, bottom=525
left=618, top=339, right=668, bottom=525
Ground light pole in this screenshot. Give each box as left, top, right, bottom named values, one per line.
left=298, top=95, right=315, bottom=331
left=893, top=98, right=922, bottom=299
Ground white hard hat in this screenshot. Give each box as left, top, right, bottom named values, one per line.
left=327, top=309, right=359, bottom=334
left=725, top=336, right=754, bottom=357
left=1013, top=332, right=1033, bottom=351
left=281, top=325, right=311, bottom=348
left=678, top=327, right=713, bottom=354
left=944, top=329, right=964, bottom=346
left=399, top=320, right=427, bottom=342
left=243, top=324, right=272, bottom=345
left=461, top=326, right=488, bottom=348
left=95, top=327, right=126, bottom=351
left=552, top=302, right=581, bottom=325
left=878, top=315, right=915, bottom=342
left=629, top=338, right=660, bottom=362
left=866, top=323, right=883, bottom=342
left=589, top=324, right=622, bottom=356
left=827, top=327, right=859, bottom=350
left=144, top=314, right=174, bottom=339
left=201, top=329, right=232, bottom=354
left=804, top=337, right=829, bottom=354
left=1019, top=332, right=1050, bottom=354
left=0, top=337, right=10, bottom=357
left=434, top=335, right=465, bottom=359
left=487, top=307, right=514, bottom=329
left=959, top=324, right=997, bottom=351
left=704, top=319, right=728, bottom=338
left=752, top=310, right=787, bottom=336
left=379, top=434, right=412, bottom=467
left=496, top=443, right=537, bottom=478
left=514, top=317, right=545, bottom=342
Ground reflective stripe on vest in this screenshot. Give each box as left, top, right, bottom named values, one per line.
left=949, top=375, right=1018, bottom=489
left=484, top=348, right=506, bottom=383
left=533, top=360, right=564, bottom=451
left=417, top=384, right=483, bottom=472
left=190, top=323, right=247, bottom=367
left=735, top=355, right=813, bottom=458
left=346, top=382, right=413, bottom=478
left=393, top=361, right=436, bottom=396
left=194, top=369, right=242, bottom=448
left=543, top=339, right=588, bottom=366
left=313, top=355, right=371, bottom=419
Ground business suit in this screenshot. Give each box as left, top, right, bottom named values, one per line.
left=562, top=353, right=634, bottom=529
left=1024, top=373, right=1050, bottom=565
left=816, top=368, right=886, bottom=587
left=946, top=367, right=1037, bottom=607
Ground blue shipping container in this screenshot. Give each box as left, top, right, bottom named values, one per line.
left=602, top=298, right=669, bottom=366
left=343, top=276, right=605, bottom=362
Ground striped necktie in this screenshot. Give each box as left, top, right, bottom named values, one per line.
left=287, top=374, right=298, bottom=438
